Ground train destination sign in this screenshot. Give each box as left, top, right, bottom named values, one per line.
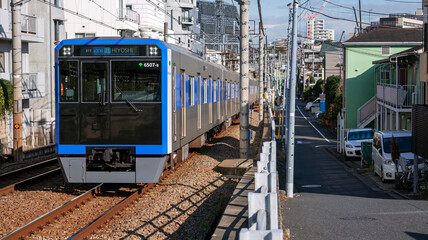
left=74, top=46, right=146, bottom=56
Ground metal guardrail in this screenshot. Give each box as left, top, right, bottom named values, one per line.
left=239, top=105, right=283, bottom=239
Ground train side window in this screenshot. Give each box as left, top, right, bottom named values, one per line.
left=213, top=80, right=217, bottom=102
left=59, top=61, right=78, bottom=102
left=203, top=78, right=207, bottom=104
left=189, top=76, right=194, bottom=106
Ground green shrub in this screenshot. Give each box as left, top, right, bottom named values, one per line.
left=303, top=86, right=312, bottom=102
left=0, top=79, right=13, bottom=115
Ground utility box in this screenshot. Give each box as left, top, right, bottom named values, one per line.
left=361, top=141, right=372, bottom=168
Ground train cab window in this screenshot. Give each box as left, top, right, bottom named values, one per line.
left=112, top=61, right=161, bottom=102
left=59, top=61, right=78, bottom=102
left=82, top=62, right=107, bottom=102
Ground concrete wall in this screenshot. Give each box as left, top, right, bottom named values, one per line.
left=64, top=0, right=138, bottom=38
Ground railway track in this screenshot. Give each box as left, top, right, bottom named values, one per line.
left=1, top=162, right=181, bottom=240
left=0, top=158, right=61, bottom=196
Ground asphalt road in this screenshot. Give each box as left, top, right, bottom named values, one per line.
left=281, top=101, right=428, bottom=240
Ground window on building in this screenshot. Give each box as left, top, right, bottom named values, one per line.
left=54, top=20, right=63, bottom=43
left=181, top=9, right=191, bottom=22
left=54, top=0, right=60, bottom=6
left=0, top=52, right=5, bottom=73
left=126, top=5, right=132, bottom=10
left=381, top=46, right=390, bottom=56
left=170, top=10, right=173, bottom=30
left=75, top=33, right=95, bottom=38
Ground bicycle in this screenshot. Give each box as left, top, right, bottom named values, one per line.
left=417, top=160, right=428, bottom=200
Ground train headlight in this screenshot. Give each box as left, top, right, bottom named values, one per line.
left=149, top=45, right=160, bottom=56
left=61, top=46, right=72, bottom=56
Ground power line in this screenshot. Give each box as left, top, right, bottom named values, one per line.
left=321, top=0, right=408, bottom=16
left=88, top=0, right=137, bottom=31
left=37, top=0, right=119, bottom=30
left=300, top=5, right=371, bottom=25
left=383, top=0, right=421, bottom=3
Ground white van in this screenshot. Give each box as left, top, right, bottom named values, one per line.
left=372, top=131, right=413, bottom=182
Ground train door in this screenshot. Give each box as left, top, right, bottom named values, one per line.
left=80, top=61, right=110, bottom=143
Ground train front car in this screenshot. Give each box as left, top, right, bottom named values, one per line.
left=55, top=38, right=171, bottom=183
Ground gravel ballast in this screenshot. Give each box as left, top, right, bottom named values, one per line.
left=91, top=113, right=262, bottom=239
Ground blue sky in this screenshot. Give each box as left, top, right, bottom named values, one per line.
left=245, top=0, right=422, bottom=43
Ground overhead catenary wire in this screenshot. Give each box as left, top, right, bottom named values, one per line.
left=300, top=5, right=371, bottom=25
left=37, top=0, right=119, bottom=30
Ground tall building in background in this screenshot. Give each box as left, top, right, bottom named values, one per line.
left=198, top=0, right=239, bottom=53
left=313, top=19, right=334, bottom=42
left=164, top=0, right=202, bottom=55
left=306, top=19, right=334, bottom=44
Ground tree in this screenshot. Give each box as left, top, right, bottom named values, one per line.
left=309, top=75, right=315, bottom=84
left=323, top=75, right=342, bottom=123
left=324, top=75, right=341, bottom=109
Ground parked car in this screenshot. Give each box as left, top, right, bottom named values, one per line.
left=372, top=131, right=420, bottom=182
left=344, top=128, right=374, bottom=161
left=305, top=98, right=320, bottom=111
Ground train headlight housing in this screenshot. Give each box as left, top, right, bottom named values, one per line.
left=61, top=46, right=72, bottom=56
left=149, top=45, right=160, bottom=56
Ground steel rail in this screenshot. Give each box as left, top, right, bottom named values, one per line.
left=0, top=167, right=61, bottom=196
left=69, top=164, right=181, bottom=240
left=1, top=184, right=103, bottom=240
left=0, top=158, right=58, bottom=179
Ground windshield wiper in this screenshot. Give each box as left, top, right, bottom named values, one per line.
left=115, top=86, right=143, bottom=112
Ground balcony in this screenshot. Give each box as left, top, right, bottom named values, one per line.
left=21, top=72, right=45, bottom=99
left=181, top=17, right=194, bottom=26
left=116, top=8, right=139, bottom=33
left=178, top=0, right=194, bottom=9
left=376, top=83, right=425, bottom=109
left=118, top=8, right=139, bottom=23
left=0, top=9, right=44, bottom=43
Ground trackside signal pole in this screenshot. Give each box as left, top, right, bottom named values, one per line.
left=286, top=0, right=298, bottom=198
left=239, top=0, right=250, bottom=159
left=259, top=22, right=264, bottom=121
left=12, top=0, right=23, bottom=162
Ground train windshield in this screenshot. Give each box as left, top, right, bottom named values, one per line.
left=112, top=61, right=161, bottom=102
left=59, top=61, right=78, bottom=102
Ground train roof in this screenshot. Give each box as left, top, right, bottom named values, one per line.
left=57, top=37, right=235, bottom=74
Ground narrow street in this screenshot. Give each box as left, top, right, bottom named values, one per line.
left=282, top=101, right=428, bottom=240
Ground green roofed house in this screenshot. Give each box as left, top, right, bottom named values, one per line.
left=343, top=28, right=422, bottom=129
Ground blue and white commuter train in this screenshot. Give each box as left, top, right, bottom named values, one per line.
left=55, top=38, right=259, bottom=183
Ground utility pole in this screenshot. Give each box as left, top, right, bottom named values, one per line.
left=12, top=0, right=23, bottom=162
left=359, top=0, right=362, bottom=34
left=259, top=22, right=264, bottom=121
left=286, top=0, right=298, bottom=198
left=239, top=0, right=250, bottom=159
left=282, top=6, right=292, bottom=143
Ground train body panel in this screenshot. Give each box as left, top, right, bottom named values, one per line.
left=55, top=38, right=258, bottom=183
